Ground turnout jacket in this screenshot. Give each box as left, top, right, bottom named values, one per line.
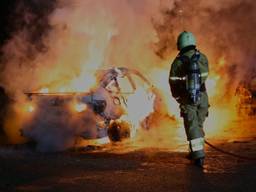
left=169, top=46, right=209, bottom=101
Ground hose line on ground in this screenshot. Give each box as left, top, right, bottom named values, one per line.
left=205, top=140, right=256, bottom=161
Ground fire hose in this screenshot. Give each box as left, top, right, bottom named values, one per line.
left=205, top=139, right=256, bottom=161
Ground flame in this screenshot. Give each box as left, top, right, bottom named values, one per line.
left=120, top=88, right=155, bottom=137
left=218, top=56, right=226, bottom=67
left=22, top=102, right=36, bottom=113
left=204, top=105, right=236, bottom=139
left=3, top=0, right=252, bottom=148
left=70, top=73, right=97, bottom=92
left=149, top=68, right=180, bottom=117
left=4, top=100, right=36, bottom=144
left=27, top=105, right=35, bottom=113
left=147, top=58, right=239, bottom=141
left=78, top=136, right=110, bottom=147
left=126, top=88, right=155, bottom=119
left=206, top=75, right=220, bottom=98
left=39, top=87, right=49, bottom=93
left=74, top=102, right=87, bottom=112
left=203, top=57, right=238, bottom=139
left=58, top=87, right=67, bottom=93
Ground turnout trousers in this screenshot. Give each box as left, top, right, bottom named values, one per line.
left=179, top=92, right=209, bottom=159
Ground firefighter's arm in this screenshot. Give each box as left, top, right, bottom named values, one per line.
left=169, top=59, right=182, bottom=101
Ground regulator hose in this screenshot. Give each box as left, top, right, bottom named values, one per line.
left=205, top=140, right=256, bottom=161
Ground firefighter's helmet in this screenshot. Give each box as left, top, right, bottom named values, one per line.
left=177, top=31, right=196, bottom=50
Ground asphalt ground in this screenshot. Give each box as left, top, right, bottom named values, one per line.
left=0, top=138, right=255, bottom=192
left=0, top=113, right=255, bottom=192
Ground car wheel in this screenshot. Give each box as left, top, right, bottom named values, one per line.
left=107, top=120, right=131, bottom=142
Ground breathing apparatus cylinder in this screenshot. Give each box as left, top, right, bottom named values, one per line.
left=186, top=52, right=201, bottom=104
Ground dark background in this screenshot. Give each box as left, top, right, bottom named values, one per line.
left=0, top=0, right=57, bottom=137
left=0, top=1, right=16, bottom=136
left=0, top=0, right=57, bottom=56
left=0, top=0, right=17, bottom=47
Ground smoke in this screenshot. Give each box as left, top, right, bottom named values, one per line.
left=0, top=0, right=255, bottom=150
left=154, top=0, right=256, bottom=101
left=0, top=0, right=57, bottom=92
left=21, top=96, right=102, bottom=152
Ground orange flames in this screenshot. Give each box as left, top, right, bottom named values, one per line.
left=2, top=0, right=247, bottom=148
left=24, top=104, right=35, bottom=113
left=73, top=102, right=87, bottom=113
left=203, top=58, right=238, bottom=139
left=39, top=87, right=49, bottom=94
left=120, top=88, right=156, bottom=138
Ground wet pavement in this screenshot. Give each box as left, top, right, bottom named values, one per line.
left=0, top=115, right=256, bottom=192
left=0, top=138, right=255, bottom=192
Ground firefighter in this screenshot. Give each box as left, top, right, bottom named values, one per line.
left=169, top=31, right=209, bottom=167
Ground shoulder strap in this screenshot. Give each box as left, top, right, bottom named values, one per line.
left=178, top=55, right=190, bottom=65
left=191, top=50, right=200, bottom=63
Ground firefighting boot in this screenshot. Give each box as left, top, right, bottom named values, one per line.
left=186, top=152, right=205, bottom=167
left=188, top=138, right=205, bottom=167
left=194, top=157, right=204, bottom=168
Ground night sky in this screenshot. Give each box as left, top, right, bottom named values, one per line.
left=0, top=0, right=17, bottom=46
left=0, top=0, right=56, bottom=47
left=0, top=0, right=57, bottom=71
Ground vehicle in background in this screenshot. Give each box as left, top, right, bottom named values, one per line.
left=21, top=67, right=166, bottom=151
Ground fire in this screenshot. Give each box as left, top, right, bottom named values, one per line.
left=120, top=88, right=155, bottom=138
left=147, top=58, right=238, bottom=141
left=3, top=0, right=251, bottom=149
left=27, top=105, right=35, bottom=113
left=149, top=68, right=180, bottom=118
left=78, top=136, right=110, bottom=146
left=3, top=100, right=36, bottom=144
left=74, top=102, right=87, bottom=113
left=69, top=73, right=97, bottom=92
left=39, top=87, right=49, bottom=94
left=203, top=57, right=238, bottom=139
left=206, top=75, right=220, bottom=98
left=125, top=88, right=155, bottom=119
left=58, top=87, right=67, bottom=93
left=218, top=56, right=226, bottom=67
left=22, top=102, right=36, bottom=113
left=204, top=105, right=236, bottom=139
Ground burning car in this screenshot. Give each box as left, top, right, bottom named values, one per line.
left=20, top=67, right=163, bottom=151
